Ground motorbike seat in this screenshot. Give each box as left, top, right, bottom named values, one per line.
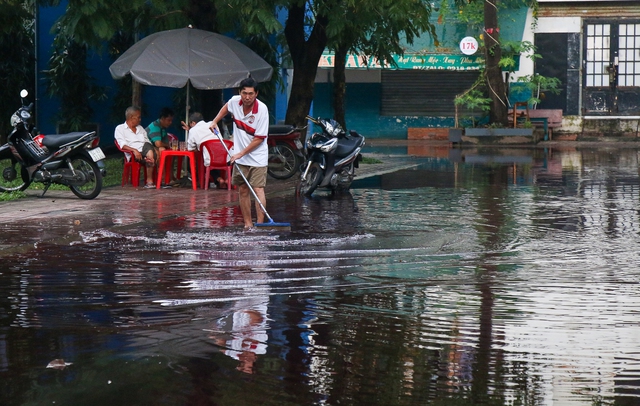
left=268, top=124, right=294, bottom=136
left=42, top=131, right=95, bottom=149
left=336, top=133, right=364, bottom=158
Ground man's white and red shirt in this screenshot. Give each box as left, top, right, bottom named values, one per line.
left=227, top=95, right=269, bottom=167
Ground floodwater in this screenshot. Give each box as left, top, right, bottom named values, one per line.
left=2, top=146, right=640, bottom=405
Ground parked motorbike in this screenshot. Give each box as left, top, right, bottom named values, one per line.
left=267, top=124, right=306, bottom=179
left=298, top=116, right=365, bottom=196
left=0, top=90, right=105, bottom=199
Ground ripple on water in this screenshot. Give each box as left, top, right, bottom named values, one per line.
left=4, top=172, right=640, bottom=404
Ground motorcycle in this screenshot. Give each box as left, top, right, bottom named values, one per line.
left=0, top=89, right=105, bottom=199
left=267, top=124, right=306, bottom=179
left=298, top=116, right=365, bottom=196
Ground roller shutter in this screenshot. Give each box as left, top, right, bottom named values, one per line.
left=381, top=70, right=480, bottom=116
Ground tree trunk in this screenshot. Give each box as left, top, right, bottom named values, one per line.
left=284, top=4, right=328, bottom=130
left=483, top=0, right=508, bottom=126
left=132, top=81, right=142, bottom=107
left=332, top=43, right=348, bottom=129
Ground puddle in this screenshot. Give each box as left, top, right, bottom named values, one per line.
left=1, top=147, right=640, bottom=405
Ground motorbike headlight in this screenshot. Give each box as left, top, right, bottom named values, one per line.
left=20, top=110, right=30, bottom=120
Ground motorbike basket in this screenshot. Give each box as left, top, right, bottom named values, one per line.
left=16, top=137, right=48, bottom=162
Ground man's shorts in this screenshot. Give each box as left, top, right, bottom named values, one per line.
left=232, top=164, right=267, bottom=188
left=140, top=142, right=158, bottom=166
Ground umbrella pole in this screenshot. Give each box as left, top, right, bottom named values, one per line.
left=185, top=84, right=190, bottom=142
left=183, top=84, right=190, bottom=179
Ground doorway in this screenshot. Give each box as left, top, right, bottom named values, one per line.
left=583, top=20, right=640, bottom=116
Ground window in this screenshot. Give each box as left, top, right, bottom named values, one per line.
left=618, top=24, right=640, bottom=87
left=585, top=22, right=640, bottom=88
left=585, top=23, right=610, bottom=87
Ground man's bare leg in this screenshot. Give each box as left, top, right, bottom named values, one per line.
left=238, top=184, right=254, bottom=229
left=145, top=149, right=156, bottom=185
left=253, top=187, right=266, bottom=224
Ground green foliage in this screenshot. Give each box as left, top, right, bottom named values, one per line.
left=102, top=155, right=126, bottom=187
left=0, top=1, right=35, bottom=137
left=52, top=0, right=151, bottom=47
left=361, top=156, right=383, bottom=165
left=0, top=0, right=33, bottom=33
left=499, top=40, right=536, bottom=71
left=328, top=0, right=436, bottom=67
left=0, top=191, right=27, bottom=201
left=516, top=73, right=562, bottom=107
left=454, top=78, right=492, bottom=127
left=42, top=26, right=107, bottom=131
left=216, top=0, right=281, bottom=35
left=455, top=88, right=492, bottom=112
left=447, top=0, right=484, bottom=28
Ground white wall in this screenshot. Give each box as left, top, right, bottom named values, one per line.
left=512, top=12, right=582, bottom=81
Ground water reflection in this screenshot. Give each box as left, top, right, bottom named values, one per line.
left=210, top=297, right=270, bottom=374
left=1, top=146, right=640, bottom=405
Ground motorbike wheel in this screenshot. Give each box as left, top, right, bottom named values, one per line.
left=298, top=162, right=322, bottom=196
left=268, top=143, right=300, bottom=180
left=0, top=156, right=29, bottom=192
left=68, top=155, right=103, bottom=200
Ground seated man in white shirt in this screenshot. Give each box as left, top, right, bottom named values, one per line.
left=114, top=106, right=158, bottom=188
left=182, top=112, right=227, bottom=188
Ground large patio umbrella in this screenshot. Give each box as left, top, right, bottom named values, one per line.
left=109, top=27, right=273, bottom=136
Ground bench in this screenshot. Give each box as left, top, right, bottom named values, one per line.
left=510, top=104, right=563, bottom=141
left=528, top=109, right=563, bottom=141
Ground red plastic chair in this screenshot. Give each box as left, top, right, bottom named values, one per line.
left=115, top=140, right=147, bottom=187
left=199, top=139, right=233, bottom=190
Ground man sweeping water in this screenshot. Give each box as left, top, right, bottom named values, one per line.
left=210, top=78, right=280, bottom=231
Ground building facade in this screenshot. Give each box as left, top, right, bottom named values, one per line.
left=313, top=0, right=640, bottom=138
left=530, top=0, right=640, bottom=136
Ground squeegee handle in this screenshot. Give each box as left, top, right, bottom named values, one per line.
left=212, top=129, right=274, bottom=222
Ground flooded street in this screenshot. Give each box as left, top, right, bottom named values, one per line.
left=2, top=146, right=640, bottom=405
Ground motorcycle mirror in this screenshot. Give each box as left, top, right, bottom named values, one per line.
left=20, top=89, right=28, bottom=98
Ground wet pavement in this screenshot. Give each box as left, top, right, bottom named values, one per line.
left=0, top=148, right=420, bottom=255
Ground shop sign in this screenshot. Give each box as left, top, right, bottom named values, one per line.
left=459, top=36, right=479, bottom=55
left=319, top=52, right=484, bottom=71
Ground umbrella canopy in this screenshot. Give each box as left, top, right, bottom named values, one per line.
left=109, top=27, right=273, bottom=89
